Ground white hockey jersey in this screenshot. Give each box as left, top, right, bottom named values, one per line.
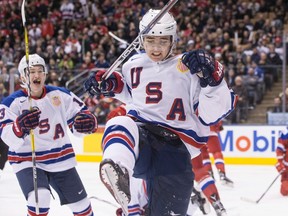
left=0, top=86, right=87, bottom=173
left=114, top=53, right=237, bottom=153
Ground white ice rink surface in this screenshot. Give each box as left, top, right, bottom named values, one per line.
left=0, top=162, right=287, bottom=216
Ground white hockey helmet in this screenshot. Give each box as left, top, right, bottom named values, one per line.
left=139, top=9, right=177, bottom=43
left=18, top=54, right=47, bottom=77
left=18, top=54, right=47, bottom=89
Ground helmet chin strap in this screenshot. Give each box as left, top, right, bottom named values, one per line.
left=162, top=42, right=176, bottom=61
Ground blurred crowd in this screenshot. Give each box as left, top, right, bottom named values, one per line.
left=0, top=0, right=287, bottom=124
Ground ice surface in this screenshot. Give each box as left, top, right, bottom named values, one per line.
left=0, top=163, right=287, bottom=216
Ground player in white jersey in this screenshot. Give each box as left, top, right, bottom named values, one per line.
left=84, top=9, right=237, bottom=216
left=0, top=54, right=97, bottom=216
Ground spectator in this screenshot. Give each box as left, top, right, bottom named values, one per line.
left=251, top=60, right=265, bottom=101
left=1, top=41, right=14, bottom=65
left=279, top=87, right=288, bottom=105
left=271, top=96, right=285, bottom=113
left=41, top=16, right=54, bottom=38
left=58, top=53, right=74, bottom=71
left=225, top=68, right=236, bottom=88
left=274, top=36, right=284, bottom=60
left=64, top=29, right=82, bottom=54
left=267, top=43, right=282, bottom=82
left=81, top=54, right=95, bottom=70
left=231, top=76, right=248, bottom=123
left=60, top=0, right=75, bottom=34
left=0, top=82, right=8, bottom=102
left=243, top=67, right=260, bottom=108
left=94, top=53, right=110, bottom=68
left=28, top=23, right=42, bottom=47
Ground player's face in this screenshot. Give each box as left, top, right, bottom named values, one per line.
left=143, top=35, right=172, bottom=62
left=26, top=65, right=46, bottom=97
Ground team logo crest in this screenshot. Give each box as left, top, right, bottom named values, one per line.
left=176, top=59, right=189, bottom=73
left=51, top=96, right=61, bottom=106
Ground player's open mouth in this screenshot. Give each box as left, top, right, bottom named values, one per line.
left=33, top=80, right=41, bottom=84
left=152, top=53, right=161, bottom=56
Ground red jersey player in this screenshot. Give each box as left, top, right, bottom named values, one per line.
left=275, top=128, right=288, bottom=196
left=201, top=121, right=234, bottom=187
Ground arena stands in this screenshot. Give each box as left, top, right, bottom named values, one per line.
left=0, top=0, right=287, bottom=124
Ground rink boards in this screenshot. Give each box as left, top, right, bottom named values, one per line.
left=70, top=125, right=287, bottom=165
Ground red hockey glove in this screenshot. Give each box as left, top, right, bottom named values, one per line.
left=275, top=162, right=286, bottom=173
left=96, top=70, right=124, bottom=97
left=181, top=49, right=224, bottom=87
left=13, top=108, right=41, bottom=138
left=74, top=111, right=98, bottom=134
left=84, top=70, right=124, bottom=97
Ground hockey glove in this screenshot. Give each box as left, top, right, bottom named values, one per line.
left=84, top=73, right=101, bottom=97
left=181, top=49, right=224, bottom=87
left=12, top=107, right=41, bottom=138
left=74, top=111, right=98, bottom=134
left=84, top=70, right=124, bottom=97
left=275, top=162, right=286, bottom=173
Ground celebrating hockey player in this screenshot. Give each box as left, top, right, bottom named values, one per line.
left=275, top=128, right=288, bottom=196
left=0, top=54, right=97, bottom=216
left=84, top=8, right=237, bottom=216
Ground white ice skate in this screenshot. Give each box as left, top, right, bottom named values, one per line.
left=99, top=159, right=131, bottom=216
left=219, top=171, right=234, bottom=188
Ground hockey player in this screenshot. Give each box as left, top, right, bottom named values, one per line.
left=107, top=105, right=214, bottom=216
left=84, top=9, right=237, bottom=216
left=201, top=121, right=234, bottom=187
left=275, top=128, right=288, bottom=196
left=0, top=54, right=97, bottom=216
left=189, top=153, right=227, bottom=216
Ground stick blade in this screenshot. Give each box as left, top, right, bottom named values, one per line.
left=240, top=197, right=258, bottom=204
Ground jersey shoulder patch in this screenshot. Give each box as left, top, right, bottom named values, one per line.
left=176, top=58, right=189, bottom=73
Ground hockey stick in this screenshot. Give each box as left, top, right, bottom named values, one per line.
left=108, top=31, right=129, bottom=45
left=241, top=172, right=281, bottom=204
left=21, top=0, right=39, bottom=214
left=89, top=196, right=119, bottom=208
left=102, top=0, right=179, bottom=79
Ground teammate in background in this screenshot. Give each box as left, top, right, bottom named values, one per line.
left=84, top=9, right=237, bottom=216
left=201, top=121, right=234, bottom=187
left=0, top=54, right=97, bottom=216
left=275, top=128, right=288, bottom=196
left=0, top=138, right=8, bottom=178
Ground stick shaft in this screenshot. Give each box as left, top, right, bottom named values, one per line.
left=21, top=0, right=39, bottom=214
left=89, top=196, right=119, bottom=208
left=241, top=173, right=281, bottom=204
left=255, top=173, right=281, bottom=203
